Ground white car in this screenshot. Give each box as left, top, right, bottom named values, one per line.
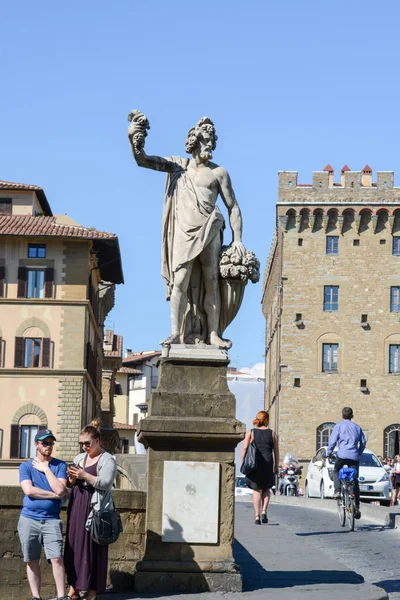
left=305, top=447, right=391, bottom=504
left=235, top=476, right=253, bottom=497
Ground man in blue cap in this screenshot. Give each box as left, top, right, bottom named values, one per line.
left=18, top=429, right=68, bottom=600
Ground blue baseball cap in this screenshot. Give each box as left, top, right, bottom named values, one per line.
left=34, top=429, right=56, bottom=442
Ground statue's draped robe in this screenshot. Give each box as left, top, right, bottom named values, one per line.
left=161, top=156, right=225, bottom=343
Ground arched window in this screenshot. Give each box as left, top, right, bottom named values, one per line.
left=285, top=209, right=296, bottom=231
left=10, top=404, right=48, bottom=459
left=14, top=322, right=52, bottom=368
left=383, top=424, right=400, bottom=459
left=316, top=423, right=335, bottom=450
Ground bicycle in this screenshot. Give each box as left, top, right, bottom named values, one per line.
left=337, top=466, right=358, bottom=532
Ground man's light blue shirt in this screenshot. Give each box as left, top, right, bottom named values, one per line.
left=327, top=420, right=366, bottom=461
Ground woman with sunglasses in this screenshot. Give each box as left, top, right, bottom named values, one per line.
left=64, top=420, right=117, bottom=600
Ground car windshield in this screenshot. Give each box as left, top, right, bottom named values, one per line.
left=360, top=453, right=381, bottom=468
left=235, top=477, right=248, bottom=487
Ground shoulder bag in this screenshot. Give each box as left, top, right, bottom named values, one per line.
left=83, top=454, right=123, bottom=546
left=90, top=498, right=123, bottom=545
left=241, top=429, right=258, bottom=476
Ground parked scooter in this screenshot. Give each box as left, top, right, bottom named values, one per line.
left=279, top=454, right=303, bottom=496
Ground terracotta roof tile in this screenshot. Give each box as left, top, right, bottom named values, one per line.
left=118, top=366, right=142, bottom=375
left=341, top=165, right=351, bottom=173
left=113, top=421, right=137, bottom=430
left=0, top=215, right=117, bottom=239
left=0, top=179, right=52, bottom=216
left=323, top=164, right=334, bottom=173
left=123, top=351, right=161, bottom=364
left=362, top=164, right=372, bottom=173
left=0, top=179, right=44, bottom=192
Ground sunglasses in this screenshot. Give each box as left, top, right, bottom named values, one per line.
left=40, top=441, right=55, bottom=447
left=79, top=440, right=92, bottom=447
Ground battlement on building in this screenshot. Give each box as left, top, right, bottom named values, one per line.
left=278, top=165, right=399, bottom=204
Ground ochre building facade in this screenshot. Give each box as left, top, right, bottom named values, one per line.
left=0, top=179, right=123, bottom=483
left=262, top=165, right=400, bottom=462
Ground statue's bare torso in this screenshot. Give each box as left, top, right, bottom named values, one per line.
left=128, top=112, right=244, bottom=349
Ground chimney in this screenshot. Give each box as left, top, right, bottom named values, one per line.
left=341, top=165, right=350, bottom=186
left=125, top=348, right=132, bottom=358
left=361, top=165, right=372, bottom=187
left=323, top=164, right=334, bottom=187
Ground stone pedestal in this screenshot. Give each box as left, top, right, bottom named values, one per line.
left=135, top=346, right=245, bottom=594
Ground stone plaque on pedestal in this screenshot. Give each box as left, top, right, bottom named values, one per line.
left=162, top=461, right=219, bottom=543
left=135, top=348, right=245, bottom=594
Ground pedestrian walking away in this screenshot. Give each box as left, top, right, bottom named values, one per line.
left=390, top=454, right=400, bottom=506
left=18, top=429, right=68, bottom=600
left=241, top=410, right=279, bottom=525
left=64, top=420, right=117, bottom=600
left=327, top=406, right=366, bottom=520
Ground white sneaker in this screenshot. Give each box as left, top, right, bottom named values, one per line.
left=333, top=491, right=341, bottom=499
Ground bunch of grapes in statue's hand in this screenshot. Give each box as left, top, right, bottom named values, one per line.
left=127, top=110, right=150, bottom=152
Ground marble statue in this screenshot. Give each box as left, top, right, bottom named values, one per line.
left=128, top=110, right=259, bottom=349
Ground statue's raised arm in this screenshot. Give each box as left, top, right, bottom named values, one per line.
left=127, top=110, right=175, bottom=173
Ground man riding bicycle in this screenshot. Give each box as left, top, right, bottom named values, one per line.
left=327, top=406, right=366, bottom=519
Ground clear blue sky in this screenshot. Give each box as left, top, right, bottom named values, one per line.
left=1, top=1, right=400, bottom=368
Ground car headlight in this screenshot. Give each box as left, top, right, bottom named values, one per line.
left=378, top=472, right=390, bottom=482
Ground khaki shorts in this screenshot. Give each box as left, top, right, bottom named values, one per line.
left=18, top=515, right=63, bottom=562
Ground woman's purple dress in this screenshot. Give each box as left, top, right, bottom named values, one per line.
left=64, top=462, right=108, bottom=593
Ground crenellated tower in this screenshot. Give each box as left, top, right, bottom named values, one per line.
left=262, top=165, right=400, bottom=466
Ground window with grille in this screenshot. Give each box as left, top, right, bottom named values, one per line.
left=389, top=345, right=400, bottom=373
left=326, top=236, right=339, bottom=255
left=324, top=286, right=339, bottom=311
left=393, top=238, right=400, bottom=256
left=316, top=423, right=335, bottom=450
left=384, top=424, right=400, bottom=458
left=322, top=343, right=338, bottom=372
left=390, top=287, right=400, bottom=312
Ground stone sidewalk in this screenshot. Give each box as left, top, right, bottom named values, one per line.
left=95, top=501, right=387, bottom=600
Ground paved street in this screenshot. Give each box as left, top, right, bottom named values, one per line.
left=267, top=500, right=400, bottom=599
left=97, top=499, right=398, bottom=600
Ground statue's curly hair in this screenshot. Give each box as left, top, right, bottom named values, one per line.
left=185, top=117, right=218, bottom=154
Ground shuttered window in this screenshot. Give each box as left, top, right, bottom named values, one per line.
left=0, top=199, right=12, bottom=214
left=14, top=337, right=25, bottom=368
left=14, top=337, right=51, bottom=368
left=44, top=268, right=54, bottom=298
left=0, top=265, right=5, bottom=298
left=17, top=267, right=27, bottom=298
left=10, top=423, right=47, bottom=458
left=10, top=424, right=20, bottom=458
left=42, top=338, right=51, bottom=368
left=17, top=267, right=54, bottom=299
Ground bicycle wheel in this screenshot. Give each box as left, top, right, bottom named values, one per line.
left=347, top=495, right=355, bottom=531
left=337, top=490, right=346, bottom=527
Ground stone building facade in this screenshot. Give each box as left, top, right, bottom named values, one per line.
left=0, top=179, right=123, bottom=483
left=262, top=165, right=400, bottom=461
